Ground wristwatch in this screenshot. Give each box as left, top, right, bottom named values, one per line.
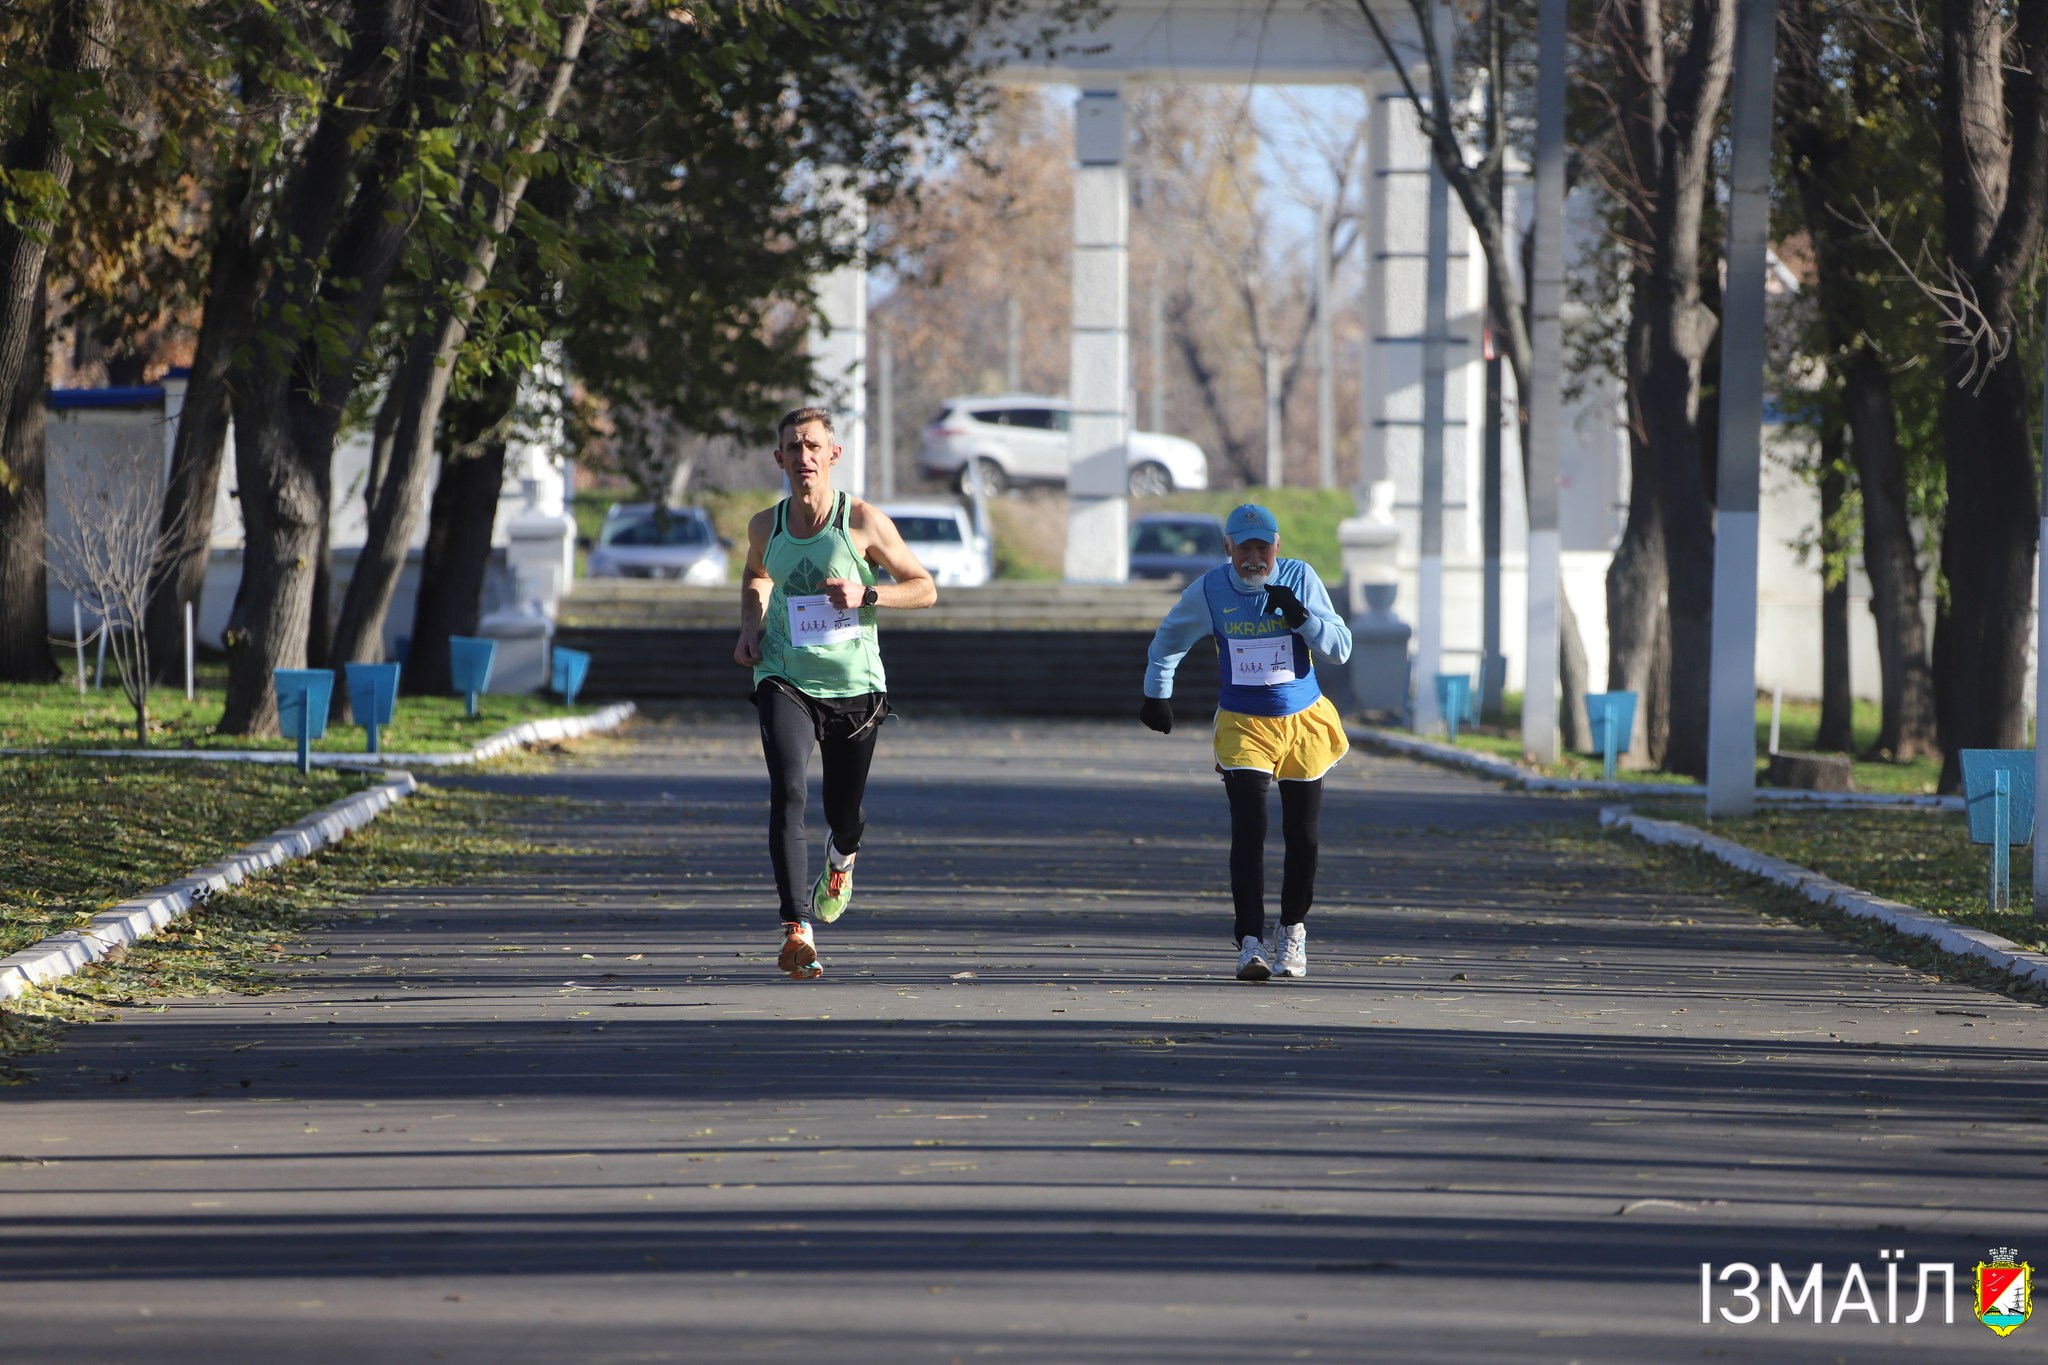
left=861, top=585, right=879, bottom=607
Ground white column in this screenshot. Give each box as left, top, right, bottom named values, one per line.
left=1316, top=205, right=1335, bottom=489
left=877, top=329, right=895, bottom=500
left=1149, top=271, right=1165, bottom=435
left=1265, top=347, right=1283, bottom=487
left=1357, top=82, right=1377, bottom=517
left=1522, top=0, right=1567, bottom=764
left=1705, top=0, right=1777, bottom=817
left=1006, top=294, right=1022, bottom=393
left=809, top=172, right=868, bottom=497
left=1066, top=87, right=1130, bottom=583
left=1364, top=52, right=1474, bottom=735
left=1412, top=0, right=1453, bottom=735
left=159, top=370, right=188, bottom=483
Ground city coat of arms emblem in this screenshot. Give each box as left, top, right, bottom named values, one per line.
left=1976, top=1248, right=2032, bottom=1336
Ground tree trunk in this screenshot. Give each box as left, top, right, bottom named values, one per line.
left=407, top=372, right=518, bottom=695
left=0, top=0, right=113, bottom=486
left=1634, top=151, right=1721, bottom=782
left=219, top=409, right=324, bottom=735
left=1931, top=0, right=2048, bottom=792
left=1557, top=590, right=1593, bottom=751
left=328, top=1, right=594, bottom=674
left=1781, top=0, right=1938, bottom=764
left=0, top=0, right=111, bottom=679
left=1596, top=0, right=1734, bottom=779
left=144, top=169, right=262, bottom=683
left=217, top=0, right=449, bottom=734
left=364, top=375, right=404, bottom=517
left=1817, top=424, right=1853, bottom=752
left=1607, top=420, right=1668, bottom=766
left=1935, top=360, right=2038, bottom=789
left=0, top=290, right=53, bottom=681
left=1840, top=352, right=1936, bottom=760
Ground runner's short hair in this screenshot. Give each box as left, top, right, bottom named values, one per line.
left=778, top=406, right=835, bottom=443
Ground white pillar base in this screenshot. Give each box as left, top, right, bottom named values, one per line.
left=1706, top=509, right=1759, bottom=817
left=1413, top=553, right=1443, bottom=732
left=1522, top=527, right=1560, bottom=763
left=1064, top=496, right=1129, bottom=583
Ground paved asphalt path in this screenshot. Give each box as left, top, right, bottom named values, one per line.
left=3, top=709, right=2046, bottom=1364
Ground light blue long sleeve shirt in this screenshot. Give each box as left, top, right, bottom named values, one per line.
left=1144, top=559, right=1352, bottom=715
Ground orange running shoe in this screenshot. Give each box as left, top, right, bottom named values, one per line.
left=778, top=921, right=822, bottom=979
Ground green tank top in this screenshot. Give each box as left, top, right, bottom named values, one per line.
left=754, top=492, right=887, bottom=698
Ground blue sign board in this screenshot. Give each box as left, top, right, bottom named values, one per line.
left=344, top=661, right=402, bottom=755
left=1433, top=673, right=1470, bottom=742
left=274, top=668, right=334, bottom=774
left=551, top=647, right=591, bottom=707
left=1584, top=691, right=1638, bottom=782
left=448, top=636, right=497, bottom=718
left=1960, top=749, right=2035, bottom=913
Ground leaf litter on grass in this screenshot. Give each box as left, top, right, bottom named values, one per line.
left=0, top=775, right=569, bottom=1080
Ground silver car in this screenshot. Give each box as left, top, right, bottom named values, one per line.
left=918, top=395, right=1209, bottom=498
left=586, top=504, right=729, bottom=583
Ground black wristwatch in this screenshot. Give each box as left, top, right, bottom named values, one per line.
left=861, top=585, right=879, bottom=607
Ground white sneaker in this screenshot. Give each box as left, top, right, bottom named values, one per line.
left=1235, top=935, right=1272, bottom=982
left=1272, top=923, right=1307, bottom=979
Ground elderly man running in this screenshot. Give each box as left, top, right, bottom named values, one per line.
left=734, top=406, right=935, bottom=979
left=1139, top=503, right=1353, bottom=981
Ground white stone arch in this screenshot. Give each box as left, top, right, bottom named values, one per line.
left=976, top=1, right=1430, bottom=583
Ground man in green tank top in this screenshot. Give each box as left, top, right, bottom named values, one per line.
left=734, top=407, right=936, bottom=978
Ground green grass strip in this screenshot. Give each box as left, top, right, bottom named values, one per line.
left=2, top=662, right=591, bottom=753
left=1630, top=801, right=2048, bottom=955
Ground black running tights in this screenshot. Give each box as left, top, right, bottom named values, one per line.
left=1222, top=770, right=1323, bottom=942
left=757, top=686, right=877, bottom=923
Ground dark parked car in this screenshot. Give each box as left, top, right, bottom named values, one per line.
left=1128, top=512, right=1227, bottom=584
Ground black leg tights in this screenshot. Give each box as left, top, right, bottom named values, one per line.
left=757, top=687, right=877, bottom=922
left=1222, top=770, right=1324, bottom=942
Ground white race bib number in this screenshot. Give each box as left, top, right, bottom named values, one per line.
left=1229, top=635, right=1296, bottom=686
left=787, top=593, right=861, bottom=647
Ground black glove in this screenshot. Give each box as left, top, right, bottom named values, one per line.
left=1139, top=696, right=1174, bottom=734
left=1264, top=582, right=1309, bottom=629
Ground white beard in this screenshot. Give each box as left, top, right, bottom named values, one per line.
left=1232, top=566, right=1271, bottom=594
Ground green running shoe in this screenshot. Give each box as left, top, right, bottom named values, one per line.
left=812, top=858, right=854, bottom=923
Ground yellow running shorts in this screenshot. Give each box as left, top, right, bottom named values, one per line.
left=1212, top=695, right=1350, bottom=781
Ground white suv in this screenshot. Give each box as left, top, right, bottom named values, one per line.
left=918, top=395, right=1209, bottom=497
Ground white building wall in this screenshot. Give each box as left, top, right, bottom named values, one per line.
left=44, top=384, right=573, bottom=655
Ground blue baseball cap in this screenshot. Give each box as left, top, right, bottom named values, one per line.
left=1223, top=503, right=1280, bottom=543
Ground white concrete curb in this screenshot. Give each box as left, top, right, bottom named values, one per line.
left=0, top=770, right=417, bottom=1002
left=0, top=701, right=639, bottom=1002
left=0, top=701, right=638, bottom=769
left=1600, top=805, right=2048, bottom=990
left=1351, top=725, right=1961, bottom=811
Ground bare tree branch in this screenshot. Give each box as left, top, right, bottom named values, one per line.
left=1846, top=195, right=2009, bottom=393
left=42, top=458, right=189, bottom=745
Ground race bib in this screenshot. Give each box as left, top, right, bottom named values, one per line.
left=786, top=593, right=861, bottom=647
left=1229, top=634, right=1296, bottom=686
